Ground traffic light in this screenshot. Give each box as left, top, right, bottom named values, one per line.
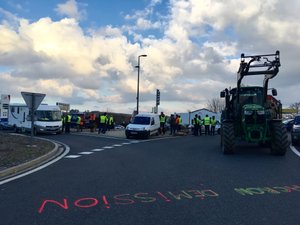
left=156, top=89, right=160, bottom=106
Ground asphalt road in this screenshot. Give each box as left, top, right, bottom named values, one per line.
left=1, top=132, right=300, bottom=225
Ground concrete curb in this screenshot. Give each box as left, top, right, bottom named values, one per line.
left=0, top=141, right=61, bottom=180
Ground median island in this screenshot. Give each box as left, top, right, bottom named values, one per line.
left=0, top=132, right=54, bottom=171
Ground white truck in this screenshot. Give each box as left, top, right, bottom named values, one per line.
left=8, top=103, right=62, bottom=134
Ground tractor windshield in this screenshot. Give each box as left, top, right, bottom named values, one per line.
left=239, top=87, right=263, bottom=106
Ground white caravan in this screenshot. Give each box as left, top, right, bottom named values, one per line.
left=8, top=104, right=62, bottom=134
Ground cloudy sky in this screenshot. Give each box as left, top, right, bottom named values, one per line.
left=0, top=0, right=299, bottom=114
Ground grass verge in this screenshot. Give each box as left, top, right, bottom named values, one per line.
left=0, top=132, right=54, bottom=171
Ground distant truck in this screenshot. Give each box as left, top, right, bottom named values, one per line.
left=8, top=103, right=62, bottom=135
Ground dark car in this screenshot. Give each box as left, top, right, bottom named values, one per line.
left=282, top=119, right=294, bottom=132
left=291, top=116, right=300, bottom=146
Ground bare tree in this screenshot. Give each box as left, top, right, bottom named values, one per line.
left=289, top=102, right=300, bottom=114
left=207, top=98, right=225, bottom=113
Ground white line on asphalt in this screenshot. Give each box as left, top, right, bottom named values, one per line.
left=0, top=141, right=70, bottom=186
left=78, top=151, right=94, bottom=155
left=290, top=145, right=300, bottom=157
left=103, top=146, right=114, bottom=149
left=122, top=142, right=132, bottom=145
left=91, top=148, right=105, bottom=152
left=113, top=144, right=122, bottom=147
left=65, top=155, right=82, bottom=158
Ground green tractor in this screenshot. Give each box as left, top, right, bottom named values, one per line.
left=220, top=51, right=288, bottom=155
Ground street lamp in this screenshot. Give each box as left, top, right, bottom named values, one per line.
left=136, top=54, right=147, bottom=115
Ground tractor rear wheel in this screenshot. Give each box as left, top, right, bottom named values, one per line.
left=270, top=122, right=288, bottom=156
left=221, top=123, right=235, bottom=154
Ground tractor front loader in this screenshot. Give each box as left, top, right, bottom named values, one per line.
left=220, top=51, right=288, bottom=155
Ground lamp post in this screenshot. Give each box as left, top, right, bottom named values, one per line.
left=136, top=54, right=147, bottom=115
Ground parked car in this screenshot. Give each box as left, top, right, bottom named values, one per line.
left=282, top=118, right=294, bottom=132
left=291, top=115, right=300, bottom=146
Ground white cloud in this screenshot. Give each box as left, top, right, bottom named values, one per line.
left=55, top=0, right=87, bottom=21
left=1, top=0, right=300, bottom=115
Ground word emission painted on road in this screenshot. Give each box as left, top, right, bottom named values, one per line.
left=37, top=184, right=300, bottom=214
left=38, top=187, right=219, bottom=214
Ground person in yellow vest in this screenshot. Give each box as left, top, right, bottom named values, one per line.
left=193, top=114, right=199, bottom=136
left=159, top=112, right=167, bottom=135
left=210, top=116, right=217, bottom=136
left=65, top=114, right=71, bottom=133
left=76, top=115, right=81, bottom=132
left=198, top=115, right=203, bottom=135
left=204, top=114, right=211, bottom=136
left=179, top=115, right=183, bottom=131
left=98, top=112, right=108, bottom=134
left=108, top=115, right=114, bottom=131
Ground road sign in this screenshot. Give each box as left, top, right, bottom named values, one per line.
left=21, top=92, right=45, bottom=111
left=21, top=92, right=46, bottom=142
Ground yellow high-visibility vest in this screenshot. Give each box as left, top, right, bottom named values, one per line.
left=100, top=115, right=107, bottom=123
left=204, top=117, right=210, bottom=125
left=160, top=115, right=166, bottom=123
left=76, top=116, right=81, bottom=125
left=211, top=119, right=217, bottom=126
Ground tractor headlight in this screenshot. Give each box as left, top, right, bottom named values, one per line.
left=244, top=110, right=253, bottom=115
left=256, top=110, right=265, bottom=115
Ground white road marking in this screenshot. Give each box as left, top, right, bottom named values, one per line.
left=113, top=144, right=122, bottom=147
left=103, top=146, right=114, bottom=149
left=91, top=148, right=105, bottom=152
left=290, top=145, right=300, bottom=157
left=65, top=155, right=82, bottom=158
left=78, top=151, right=94, bottom=155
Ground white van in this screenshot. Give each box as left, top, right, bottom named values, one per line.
left=125, top=113, right=160, bottom=139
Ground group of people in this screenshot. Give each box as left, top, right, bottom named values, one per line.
left=97, top=112, right=115, bottom=134
left=192, top=114, right=217, bottom=136
left=61, top=113, right=114, bottom=134
left=62, top=114, right=72, bottom=133
left=159, top=112, right=183, bottom=135
left=62, top=111, right=217, bottom=137
left=158, top=112, right=218, bottom=136
left=62, top=114, right=85, bottom=133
